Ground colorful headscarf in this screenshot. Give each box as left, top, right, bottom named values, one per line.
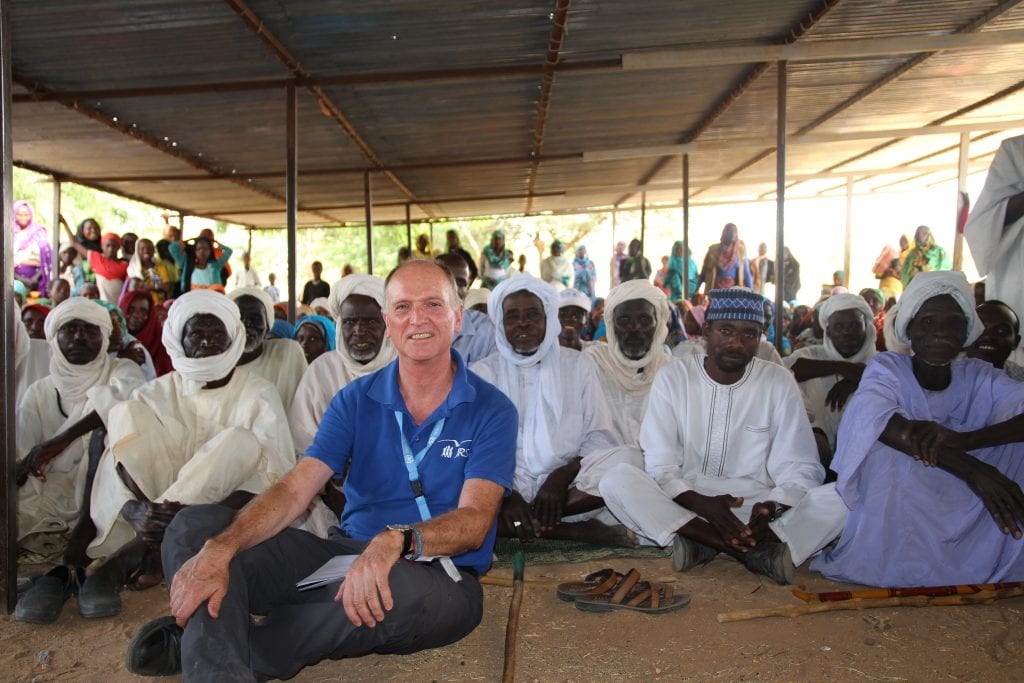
left=294, top=314, right=337, bottom=352
left=119, top=288, right=173, bottom=375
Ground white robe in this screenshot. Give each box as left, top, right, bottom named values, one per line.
left=471, top=348, right=630, bottom=502
left=964, top=134, right=1024, bottom=348
left=671, top=337, right=783, bottom=366
left=16, top=338, right=50, bottom=404
left=16, top=359, right=144, bottom=540
left=88, top=367, right=295, bottom=559
left=241, top=338, right=308, bottom=411
left=540, top=255, right=572, bottom=286
left=590, top=367, right=651, bottom=447
left=289, top=351, right=367, bottom=457
left=600, top=354, right=846, bottom=564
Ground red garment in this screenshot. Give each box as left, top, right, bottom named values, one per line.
left=118, top=289, right=173, bottom=376
left=88, top=250, right=129, bottom=281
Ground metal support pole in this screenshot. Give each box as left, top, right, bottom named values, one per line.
left=953, top=132, right=969, bottom=271
left=364, top=170, right=374, bottom=275
left=843, top=176, right=853, bottom=289
left=286, top=84, right=298, bottom=323
left=682, top=154, right=690, bottom=301
left=1, top=0, right=17, bottom=614
left=773, top=61, right=787, bottom=353
left=611, top=208, right=618, bottom=285
left=247, top=227, right=253, bottom=256
left=640, top=191, right=647, bottom=250
left=405, top=203, right=412, bottom=250
left=51, top=178, right=61, bottom=278
left=178, top=213, right=184, bottom=233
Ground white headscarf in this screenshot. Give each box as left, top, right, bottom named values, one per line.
left=309, top=296, right=331, bottom=314
left=819, top=293, right=877, bottom=364
left=44, top=298, right=113, bottom=404
left=488, top=276, right=563, bottom=476
left=227, top=286, right=274, bottom=331
left=464, top=288, right=491, bottom=310
left=162, top=290, right=247, bottom=395
left=586, top=280, right=670, bottom=396
left=891, top=271, right=983, bottom=348
left=558, top=288, right=592, bottom=313
left=328, top=275, right=396, bottom=377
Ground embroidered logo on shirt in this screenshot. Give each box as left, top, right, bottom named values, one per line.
left=439, top=439, right=473, bottom=459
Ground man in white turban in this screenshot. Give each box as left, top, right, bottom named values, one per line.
left=228, top=286, right=308, bottom=410
left=471, top=275, right=638, bottom=546
left=784, top=292, right=877, bottom=466
left=584, top=280, right=671, bottom=445
left=814, top=271, right=1024, bottom=586
left=14, top=298, right=145, bottom=623
left=75, top=290, right=294, bottom=617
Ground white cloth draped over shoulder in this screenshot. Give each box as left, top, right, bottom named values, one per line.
left=162, top=289, right=246, bottom=396
left=472, top=275, right=627, bottom=502
left=964, top=134, right=1024, bottom=339
left=241, top=338, right=308, bottom=410
left=585, top=280, right=671, bottom=445
left=289, top=275, right=395, bottom=457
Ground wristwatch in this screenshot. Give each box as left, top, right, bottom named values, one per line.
left=386, top=524, right=415, bottom=556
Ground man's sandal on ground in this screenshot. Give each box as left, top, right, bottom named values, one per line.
left=574, top=574, right=690, bottom=615
left=555, top=567, right=625, bottom=602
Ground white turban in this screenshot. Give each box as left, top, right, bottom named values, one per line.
left=45, top=298, right=113, bottom=403
left=465, top=288, right=490, bottom=310
left=819, top=293, right=877, bottom=364
left=309, top=296, right=331, bottom=314
left=162, top=290, right=246, bottom=395
left=891, top=271, right=983, bottom=348
left=587, top=280, right=671, bottom=396
left=227, top=286, right=274, bottom=331
left=488, top=276, right=563, bottom=479
left=558, top=288, right=592, bottom=314
left=327, top=275, right=396, bottom=376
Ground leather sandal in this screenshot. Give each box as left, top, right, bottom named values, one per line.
left=555, top=567, right=623, bottom=602
left=575, top=576, right=691, bottom=614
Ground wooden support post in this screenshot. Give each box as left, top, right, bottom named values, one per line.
left=773, top=61, right=787, bottom=352
left=682, top=154, right=690, bottom=300
left=843, top=176, right=853, bottom=289
left=364, top=170, right=374, bottom=275
left=953, top=132, right=969, bottom=271
left=1, top=0, right=17, bottom=614
left=286, top=84, right=298, bottom=323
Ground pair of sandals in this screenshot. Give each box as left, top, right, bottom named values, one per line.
left=556, top=567, right=690, bottom=614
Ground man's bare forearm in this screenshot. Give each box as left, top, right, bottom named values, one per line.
left=411, top=478, right=503, bottom=557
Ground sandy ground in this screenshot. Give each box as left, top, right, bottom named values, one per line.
left=4, top=555, right=1024, bottom=682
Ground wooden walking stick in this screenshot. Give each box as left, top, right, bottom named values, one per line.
left=792, top=581, right=1024, bottom=603
left=502, top=551, right=525, bottom=683
left=717, top=586, right=1024, bottom=623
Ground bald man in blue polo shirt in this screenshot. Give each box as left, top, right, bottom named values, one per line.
left=126, top=261, right=518, bottom=681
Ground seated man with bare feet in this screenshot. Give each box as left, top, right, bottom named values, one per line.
left=15, top=299, right=145, bottom=623
left=70, top=290, right=294, bottom=616
left=601, top=289, right=848, bottom=584
left=784, top=293, right=877, bottom=470
left=472, top=275, right=638, bottom=546
left=966, top=299, right=1024, bottom=381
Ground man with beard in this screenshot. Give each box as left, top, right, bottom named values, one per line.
left=585, top=280, right=671, bottom=446
left=600, top=288, right=846, bottom=584
left=15, top=299, right=145, bottom=622
left=966, top=300, right=1024, bottom=380
left=436, top=253, right=496, bottom=363
left=472, top=276, right=637, bottom=546
left=784, top=293, right=877, bottom=468
left=228, top=287, right=308, bottom=410
left=557, top=288, right=592, bottom=351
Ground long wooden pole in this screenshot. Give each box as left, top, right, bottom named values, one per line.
left=501, top=551, right=525, bottom=683
left=793, top=581, right=1024, bottom=603
left=953, top=131, right=969, bottom=271
left=843, top=175, right=853, bottom=288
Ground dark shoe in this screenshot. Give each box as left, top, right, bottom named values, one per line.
left=743, top=542, right=794, bottom=585
left=126, top=616, right=183, bottom=677
left=15, top=565, right=77, bottom=624
left=78, top=572, right=122, bottom=618
left=671, top=535, right=717, bottom=572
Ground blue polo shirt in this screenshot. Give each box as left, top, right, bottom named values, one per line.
left=306, top=350, right=517, bottom=574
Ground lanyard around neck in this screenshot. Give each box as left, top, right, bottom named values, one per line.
left=394, top=411, right=445, bottom=521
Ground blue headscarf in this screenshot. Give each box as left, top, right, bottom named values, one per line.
left=270, top=318, right=295, bottom=340
left=293, top=314, right=336, bottom=351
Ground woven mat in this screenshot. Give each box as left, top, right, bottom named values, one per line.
left=492, top=537, right=670, bottom=569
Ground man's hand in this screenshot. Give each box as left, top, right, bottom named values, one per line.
left=118, top=343, right=147, bottom=366
left=681, top=492, right=755, bottom=551
left=336, top=531, right=401, bottom=628
left=963, top=459, right=1024, bottom=538
left=901, top=420, right=966, bottom=466
left=531, top=470, right=573, bottom=532
left=169, top=540, right=234, bottom=628
left=825, top=379, right=858, bottom=411
left=837, top=362, right=865, bottom=384
left=748, top=502, right=787, bottom=543
left=121, top=500, right=184, bottom=547
left=17, top=440, right=69, bottom=484
left=500, top=491, right=539, bottom=540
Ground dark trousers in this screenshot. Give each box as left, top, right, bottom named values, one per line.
left=162, top=505, right=484, bottom=682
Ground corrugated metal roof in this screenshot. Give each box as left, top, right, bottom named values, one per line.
left=9, top=0, right=1024, bottom=227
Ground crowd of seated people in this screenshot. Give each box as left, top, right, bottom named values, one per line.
left=8, top=219, right=1024, bottom=680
